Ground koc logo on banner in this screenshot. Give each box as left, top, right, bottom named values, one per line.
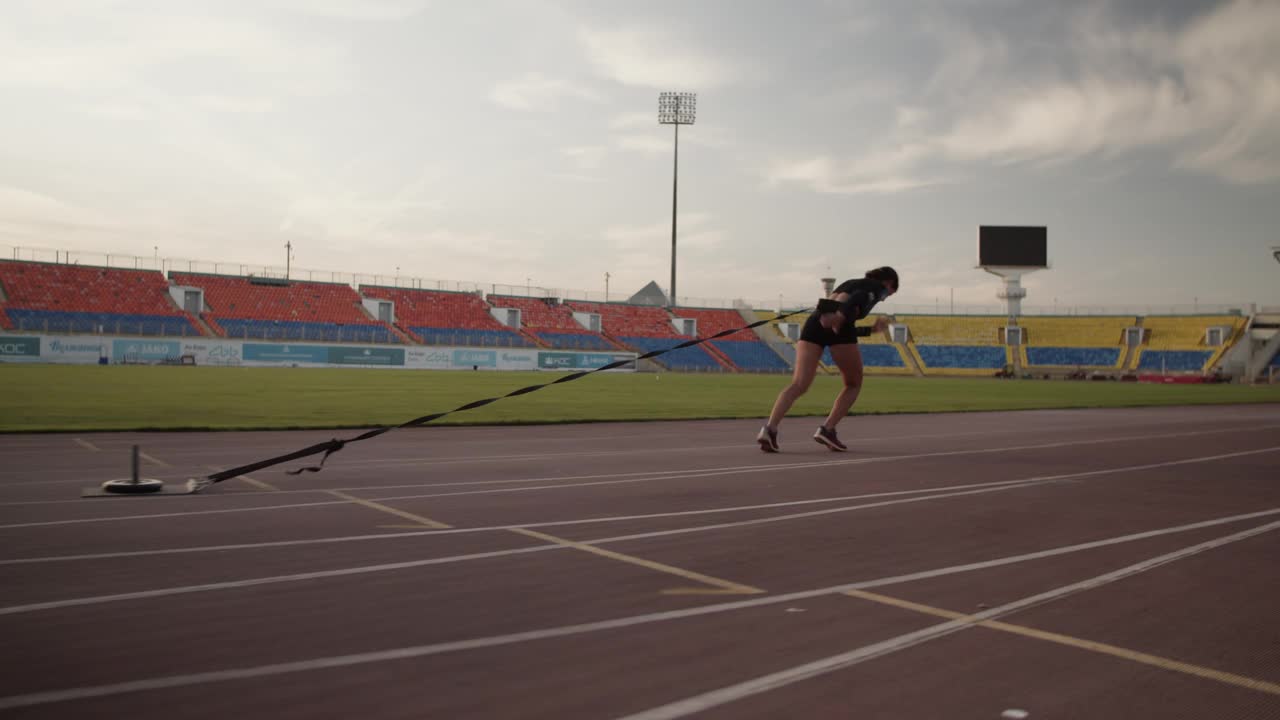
left=0, top=337, right=41, bottom=357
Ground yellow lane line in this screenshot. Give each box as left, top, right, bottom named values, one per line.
left=844, top=590, right=1280, bottom=697
left=326, top=490, right=451, bottom=529
left=238, top=475, right=279, bottom=492
left=139, top=452, right=170, bottom=468
left=510, top=528, right=763, bottom=596
left=207, top=465, right=278, bottom=492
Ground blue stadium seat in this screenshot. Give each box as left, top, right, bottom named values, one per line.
left=1026, top=347, right=1121, bottom=367
left=711, top=340, right=789, bottom=371
left=535, top=331, right=614, bottom=350
left=412, top=327, right=534, bottom=347
left=819, top=344, right=905, bottom=368
left=6, top=309, right=197, bottom=337
left=917, top=345, right=1006, bottom=369
left=620, top=336, right=722, bottom=370
left=218, top=319, right=399, bottom=344
left=1138, top=350, right=1212, bottom=372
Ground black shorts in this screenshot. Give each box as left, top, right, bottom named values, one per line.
left=800, top=311, right=858, bottom=347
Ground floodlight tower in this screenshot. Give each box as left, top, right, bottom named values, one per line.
left=659, top=91, right=696, bottom=307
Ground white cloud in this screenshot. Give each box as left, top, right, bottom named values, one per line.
left=0, top=5, right=353, bottom=97
left=610, top=112, right=653, bottom=130
left=579, top=25, right=744, bottom=89
left=193, top=95, right=277, bottom=114
left=265, top=0, right=431, bottom=21
left=615, top=134, right=670, bottom=154
left=561, top=145, right=608, bottom=170
left=772, top=0, right=1280, bottom=195
left=929, top=0, right=1280, bottom=183
left=488, top=72, right=602, bottom=111
left=768, top=145, right=945, bottom=195
left=604, top=213, right=721, bottom=252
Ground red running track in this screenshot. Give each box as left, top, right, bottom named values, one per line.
left=1, top=405, right=1278, bottom=719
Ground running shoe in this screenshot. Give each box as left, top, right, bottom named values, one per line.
left=813, top=425, right=847, bottom=451
left=757, top=425, right=780, bottom=453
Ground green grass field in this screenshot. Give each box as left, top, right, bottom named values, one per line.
left=3, top=365, right=1278, bottom=433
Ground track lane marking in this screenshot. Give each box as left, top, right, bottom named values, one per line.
left=844, top=590, right=1280, bottom=696
left=207, top=466, right=278, bottom=492
left=3, top=438, right=1276, bottom=529
left=615, top=519, right=1280, bottom=719
left=2, top=507, right=1277, bottom=618
left=510, top=528, right=762, bottom=596
left=4, top=447, right=1278, bottom=562
left=3, top=516, right=1276, bottom=711
left=5, top=421, right=1278, bottom=491
left=324, top=490, right=451, bottom=529
left=138, top=452, right=170, bottom=468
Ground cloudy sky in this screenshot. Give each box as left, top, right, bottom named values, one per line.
left=2, top=0, right=1278, bottom=311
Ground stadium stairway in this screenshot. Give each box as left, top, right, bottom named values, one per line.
left=1121, top=317, right=1143, bottom=370
left=702, top=341, right=739, bottom=371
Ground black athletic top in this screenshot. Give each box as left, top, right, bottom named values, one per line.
left=818, top=277, right=889, bottom=336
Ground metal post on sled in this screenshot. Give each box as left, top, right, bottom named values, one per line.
left=81, top=444, right=206, bottom=497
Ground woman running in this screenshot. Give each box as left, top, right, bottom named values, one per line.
left=757, top=266, right=899, bottom=452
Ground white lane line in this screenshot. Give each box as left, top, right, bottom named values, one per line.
left=138, top=452, right=170, bottom=468
left=2, top=426, right=1275, bottom=525
left=1, top=489, right=1277, bottom=619
left=73, top=439, right=99, bottom=452
left=267, top=422, right=1280, bottom=496
left=613, top=519, right=1280, bottom=720
left=3, top=446, right=1277, bottom=559
left=1, top=513, right=1276, bottom=711
left=0, top=545, right=558, bottom=617
left=0, top=482, right=1036, bottom=564
left=4, top=419, right=1276, bottom=491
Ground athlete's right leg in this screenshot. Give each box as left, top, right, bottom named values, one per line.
left=758, top=340, right=824, bottom=452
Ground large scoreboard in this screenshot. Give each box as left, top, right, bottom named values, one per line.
left=977, top=226, right=1048, bottom=268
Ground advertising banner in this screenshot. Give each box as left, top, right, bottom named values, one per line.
left=405, top=347, right=454, bottom=370
left=180, top=340, right=243, bottom=366
left=452, top=348, right=497, bottom=369
left=0, top=335, right=41, bottom=360
left=241, top=343, right=330, bottom=364
left=112, top=339, right=181, bottom=362
left=538, top=351, right=636, bottom=370
left=327, top=346, right=405, bottom=366
left=44, top=336, right=107, bottom=363
left=1, top=335, right=635, bottom=373
left=496, top=350, right=539, bottom=371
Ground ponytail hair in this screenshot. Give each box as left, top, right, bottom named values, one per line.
left=865, top=266, right=899, bottom=290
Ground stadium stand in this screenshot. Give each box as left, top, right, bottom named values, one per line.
left=1018, top=316, right=1131, bottom=370
left=1136, top=349, right=1214, bottom=372
left=754, top=308, right=910, bottom=374
left=486, top=294, right=614, bottom=350
left=0, top=260, right=202, bottom=336
left=673, top=307, right=788, bottom=372
left=899, top=315, right=1008, bottom=374
left=359, top=286, right=533, bottom=347
left=1025, top=346, right=1122, bottom=367
left=901, top=315, right=1004, bottom=345
left=915, top=344, right=1009, bottom=371
left=564, top=301, right=681, bottom=338
left=172, top=272, right=398, bottom=344
left=1134, top=314, right=1247, bottom=373
left=563, top=300, right=722, bottom=370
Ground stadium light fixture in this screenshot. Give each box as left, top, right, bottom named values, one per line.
left=659, top=91, right=696, bottom=307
